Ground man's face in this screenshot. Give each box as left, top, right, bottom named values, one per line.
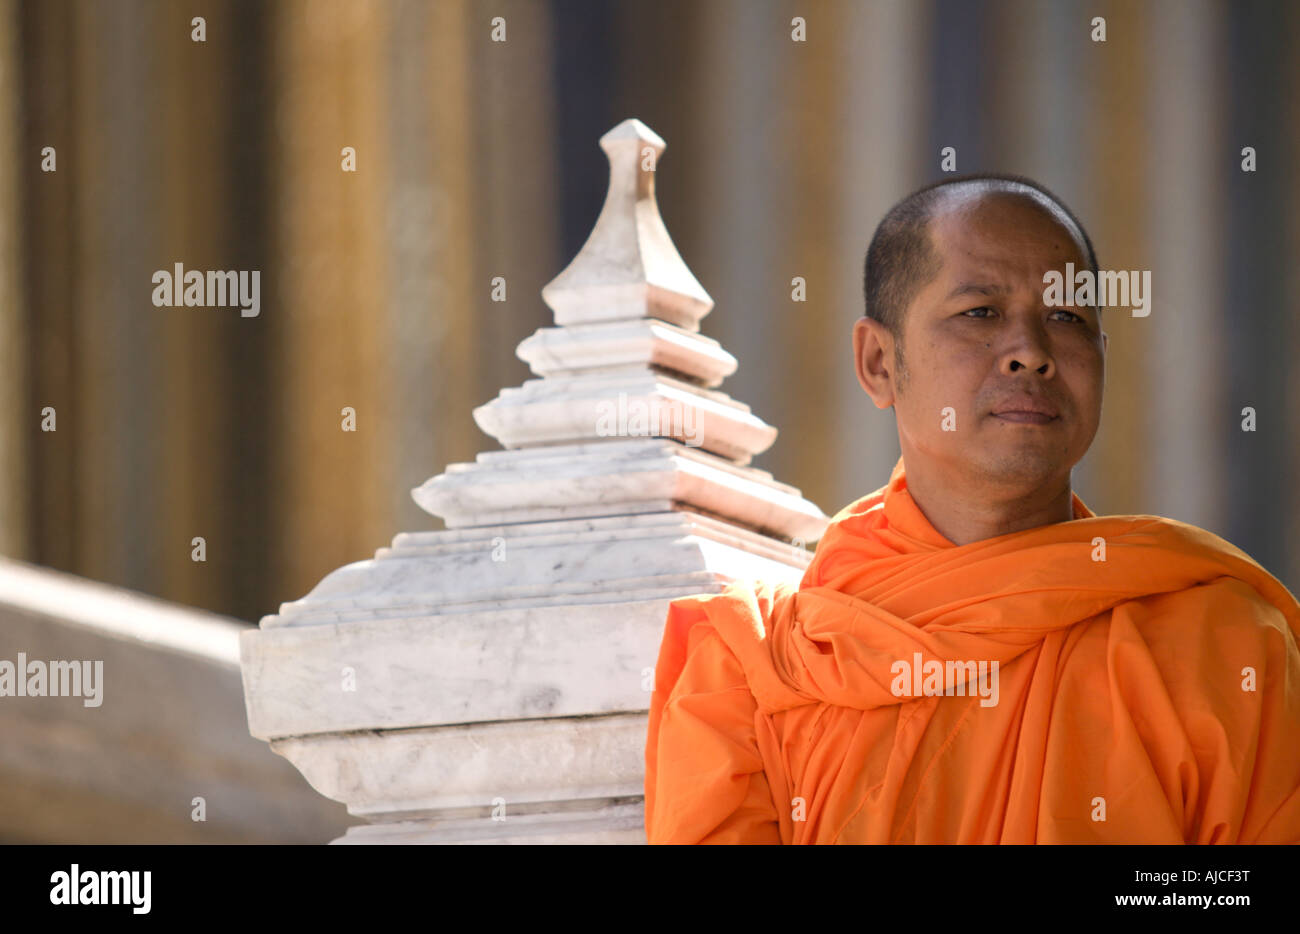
left=860, top=193, right=1107, bottom=498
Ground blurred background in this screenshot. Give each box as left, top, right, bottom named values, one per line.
left=2, top=0, right=1298, bottom=623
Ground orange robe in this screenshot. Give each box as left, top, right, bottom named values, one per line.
left=644, top=458, right=1300, bottom=843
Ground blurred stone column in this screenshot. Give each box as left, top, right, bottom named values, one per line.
left=0, top=0, right=27, bottom=559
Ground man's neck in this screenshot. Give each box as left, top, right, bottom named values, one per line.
left=904, top=464, right=1075, bottom=547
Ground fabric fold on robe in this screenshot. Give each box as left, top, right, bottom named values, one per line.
left=645, top=457, right=1300, bottom=843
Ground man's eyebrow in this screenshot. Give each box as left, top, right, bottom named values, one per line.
left=945, top=282, right=1012, bottom=300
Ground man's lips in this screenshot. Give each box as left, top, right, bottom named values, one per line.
left=989, top=396, right=1061, bottom=424
left=992, top=410, right=1058, bottom=424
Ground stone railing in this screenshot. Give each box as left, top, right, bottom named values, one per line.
left=0, top=558, right=352, bottom=843
left=239, top=118, right=828, bottom=844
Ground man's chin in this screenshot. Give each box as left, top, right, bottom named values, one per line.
left=971, top=449, right=1071, bottom=493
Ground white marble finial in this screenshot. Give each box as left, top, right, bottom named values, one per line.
left=540, top=118, right=714, bottom=331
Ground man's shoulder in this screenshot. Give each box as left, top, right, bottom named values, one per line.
left=1134, top=571, right=1298, bottom=648
left=657, top=579, right=810, bottom=713
left=668, top=578, right=799, bottom=619
left=1087, top=513, right=1299, bottom=632
left=663, top=579, right=798, bottom=666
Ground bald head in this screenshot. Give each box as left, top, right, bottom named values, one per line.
left=862, top=174, right=1098, bottom=341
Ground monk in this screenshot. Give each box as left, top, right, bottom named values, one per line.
left=644, top=174, right=1300, bottom=844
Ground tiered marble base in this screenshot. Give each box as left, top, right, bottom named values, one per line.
left=241, top=505, right=813, bottom=844
left=275, top=714, right=649, bottom=844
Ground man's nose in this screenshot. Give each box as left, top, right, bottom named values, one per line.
left=999, top=323, right=1055, bottom=379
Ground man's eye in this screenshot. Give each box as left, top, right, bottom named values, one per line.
left=1051, top=309, right=1083, bottom=322
left=961, top=306, right=994, bottom=318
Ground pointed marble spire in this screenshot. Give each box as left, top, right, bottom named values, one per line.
left=541, top=118, right=713, bottom=331
left=467, top=117, right=807, bottom=473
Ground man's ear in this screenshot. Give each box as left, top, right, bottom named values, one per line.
left=853, top=316, right=896, bottom=410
